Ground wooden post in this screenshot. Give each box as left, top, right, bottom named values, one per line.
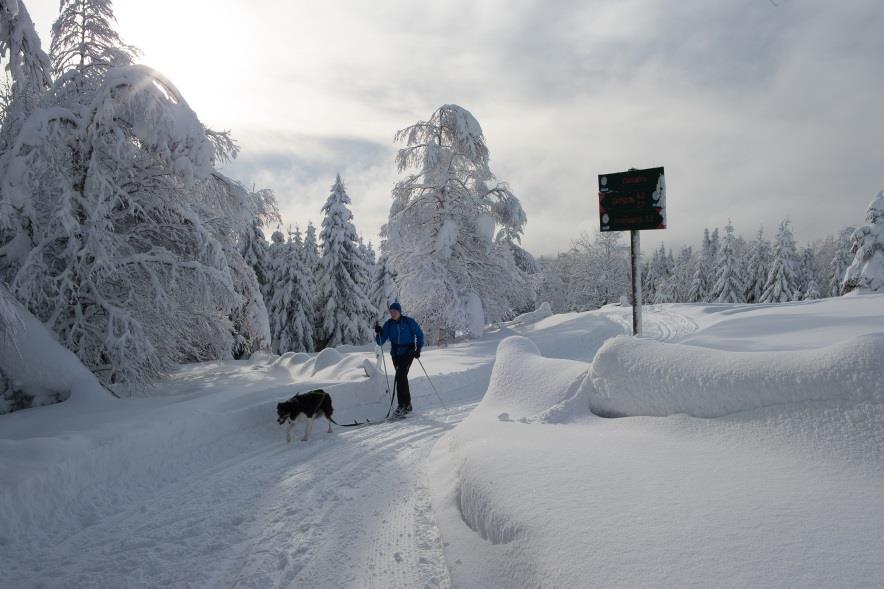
left=630, top=229, right=642, bottom=336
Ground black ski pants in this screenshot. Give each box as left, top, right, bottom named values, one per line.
left=392, top=353, right=414, bottom=408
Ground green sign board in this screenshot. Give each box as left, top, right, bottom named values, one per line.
left=598, top=167, right=666, bottom=232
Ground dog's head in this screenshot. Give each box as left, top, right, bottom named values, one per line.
left=276, top=401, right=291, bottom=425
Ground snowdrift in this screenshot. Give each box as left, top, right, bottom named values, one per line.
left=431, top=297, right=884, bottom=588
left=506, top=301, right=552, bottom=326
left=590, top=333, right=884, bottom=418
left=0, top=288, right=108, bottom=413
left=481, top=336, right=591, bottom=423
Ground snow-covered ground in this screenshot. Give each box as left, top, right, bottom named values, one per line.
left=431, top=294, right=884, bottom=588
left=1, top=295, right=882, bottom=587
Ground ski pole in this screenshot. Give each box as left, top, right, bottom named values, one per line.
left=378, top=343, right=392, bottom=398
left=416, top=357, right=447, bottom=410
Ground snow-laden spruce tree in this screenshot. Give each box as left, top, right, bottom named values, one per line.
left=266, top=228, right=315, bottom=353
left=828, top=226, right=854, bottom=296
left=356, top=237, right=375, bottom=321
left=50, top=0, right=136, bottom=77
left=384, top=104, right=527, bottom=343
left=643, top=243, right=672, bottom=302
left=370, top=247, right=398, bottom=323
left=287, top=226, right=316, bottom=351
left=653, top=275, right=674, bottom=304
left=316, top=174, right=374, bottom=348
left=241, top=217, right=272, bottom=299
left=670, top=246, right=694, bottom=302
left=303, top=221, right=320, bottom=277
left=842, top=191, right=884, bottom=293
left=797, top=246, right=819, bottom=299
left=0, top=0, right=52, bottom=149
left=760, top=219, right=800, bottom=303
left=687, top=228, right=715, bottom=302
left=744, top=228, right=771, bottom=303
left=711, top=220, right=746, bottom=303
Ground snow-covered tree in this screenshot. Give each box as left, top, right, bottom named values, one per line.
left=267, top=228, right=315, bottom=353
left=711, top=220, right=746, bottom=303
left=241, top=218, right=272, bottom=299
left=670, top=246, right=694, bottom=302
left=797, top=246, right=818, bottom=299
left=842, top=190, right=884, bottom=293
left=190, top=174, right=277, bottom=359
left=356, top=237, right=375, bottom=318
left=316, top=174, right=374, bottom=348
left=0, top=66, right=244, bottom=387
left=744, top=228, right=771, bottom=303
left=586, top=231, right=630, bottom=308
left=688, top=228, right=715, bottom=302
left=653, top=275, right=674, bottom=304
left=0, top=0, right=52, bottom=149
left=828, top=226, right=854, bottom=297
left=384, top=104, right=527, bottom=343
left=802, top=275, right=821, bottom=300
left=643, top=243, right=672, bottom=302
left=369, top=248, right=398, bottom=323
left=533, top=255, right=568, bottom=313
left=50, top=0, right=136, bottom=77
left=303, top=221, right=320, bottom=276
left=760, top=219, right=800, bottom=303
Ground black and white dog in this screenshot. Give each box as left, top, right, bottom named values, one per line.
left=276, top=389, right=335, bottom=443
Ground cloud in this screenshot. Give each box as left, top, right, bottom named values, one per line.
left=26, top=0, right=884, bottom=255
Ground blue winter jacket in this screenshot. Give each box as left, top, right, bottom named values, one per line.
left=376, top=316, right=425, bottom=357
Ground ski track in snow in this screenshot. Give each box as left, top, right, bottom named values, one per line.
left=5, top=408, right=471, bottom=589
left=3, top=307, right=701, bottom=589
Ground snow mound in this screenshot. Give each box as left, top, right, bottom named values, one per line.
left=508, top=301, right=552, bottom=326
left=590, top=333, right=884, bottom=418
left=0, top=290, right=108, bottom=413
left=480, top=336, right=591, bottom=423
left=313, top=347, right=344, bottom=372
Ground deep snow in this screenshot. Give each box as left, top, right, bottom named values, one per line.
left=1, top=294, right=882, bottom=588
left=429, top=294, right=884, bottom=588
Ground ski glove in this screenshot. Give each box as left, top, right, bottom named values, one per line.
left=414, top=347, right=421, bottom=359
left=374, top=324, right=382, bottom=336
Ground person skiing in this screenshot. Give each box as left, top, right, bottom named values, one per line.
left=375, top=302, right=424, bottom=418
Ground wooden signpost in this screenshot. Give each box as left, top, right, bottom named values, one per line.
left=598, top=166, right=666, bottom=335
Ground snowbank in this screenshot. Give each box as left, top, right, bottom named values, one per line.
left=431, top=296, right=884, bottom=588
left=0, top=288, right=108, bottom=413
left=481, top=336, right=591, bottom=423
left=590, top=333, right=884, bottom=418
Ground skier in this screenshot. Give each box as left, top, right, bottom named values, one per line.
left=375, top=302, right=424, bottom=418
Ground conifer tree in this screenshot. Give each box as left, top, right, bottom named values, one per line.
left=744, top=228, right=771, bottom=303
left=370, top=248, right=398, bottom=323
left=829, top=226, right=855, bottom=296
left=711, top=220, right=746, bottom=303
left=843, top=191, right=884, bottom=293
left=316, top=174, right=374, bottom=348
left=760, top=219, right=800, bottom=303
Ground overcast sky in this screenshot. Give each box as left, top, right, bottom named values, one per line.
left=27, top=0, right=884, bottom=255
